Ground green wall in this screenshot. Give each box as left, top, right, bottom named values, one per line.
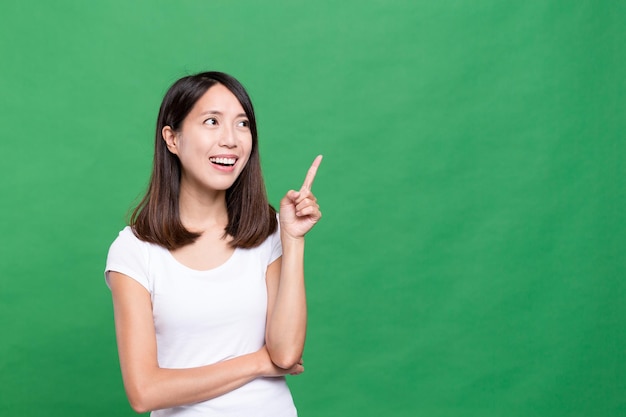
left=1, top=1, right=624, bottom=416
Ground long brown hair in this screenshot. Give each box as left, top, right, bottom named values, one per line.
left=130, top=71, right=277, bottom=250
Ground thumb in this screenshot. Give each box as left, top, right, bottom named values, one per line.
left=282, top=190, right=299, bottom=204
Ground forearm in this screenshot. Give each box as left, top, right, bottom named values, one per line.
left=124, top=351, right=262, bottom=413
left=268, top=155, right=322, bottom=368
left=266, top=234, right=308, bottom=369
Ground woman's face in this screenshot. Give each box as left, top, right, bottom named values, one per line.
left=163, top=83, right=253, bottom=194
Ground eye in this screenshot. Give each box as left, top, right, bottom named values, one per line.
left=204, top=117, right=217, bottom=126
left=237, top=119, right=250, bottom=128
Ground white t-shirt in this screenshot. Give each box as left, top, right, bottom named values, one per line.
left=105, top=226, right=297, bottom=417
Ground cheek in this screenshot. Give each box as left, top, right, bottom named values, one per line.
left=239, top=145, right=253, bottom=171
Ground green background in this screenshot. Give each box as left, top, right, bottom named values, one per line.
left=1, top=1, right=624, bottom=416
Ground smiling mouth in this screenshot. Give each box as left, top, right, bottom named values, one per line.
left=209, top=157, right=237, bottom=167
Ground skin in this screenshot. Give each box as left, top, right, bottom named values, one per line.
left=108, top=84, right=322, bottom=413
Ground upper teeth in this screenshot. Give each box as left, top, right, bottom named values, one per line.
left=210, top=157, right=236, bottom=165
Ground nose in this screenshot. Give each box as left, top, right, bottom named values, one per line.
left=219, top=124, right=237, bottom=148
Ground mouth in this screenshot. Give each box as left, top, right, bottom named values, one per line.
left=209, top=156, right=237, bottom=167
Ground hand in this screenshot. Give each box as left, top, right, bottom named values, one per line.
left=279, top=155, right=323, bottom=240
left=256, top=346, right=304, bottom=377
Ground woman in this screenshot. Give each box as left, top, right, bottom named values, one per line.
left=105, top=71, right=322, bottom=416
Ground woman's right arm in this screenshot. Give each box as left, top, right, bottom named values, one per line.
left=108, top=271, right=303, bottom=414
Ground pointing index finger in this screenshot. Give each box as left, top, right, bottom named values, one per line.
left=301, top=155, right=323, bottom=190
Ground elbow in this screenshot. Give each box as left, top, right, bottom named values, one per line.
left=269, top=350, right=303, bottom=370
left=265, top=330, right=306, bottom=369
left=128, top=393, right=151, bottom=414
left=130, top=402, right=150, bottom=415
left=125, top=383, right=154, bottom=414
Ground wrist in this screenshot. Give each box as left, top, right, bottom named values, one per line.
left=251, top=349, right=269, bottom=378
left=280, top=232, right=305, bottom=248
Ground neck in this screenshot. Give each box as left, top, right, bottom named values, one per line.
left=178, top=182, right=229, bottom=233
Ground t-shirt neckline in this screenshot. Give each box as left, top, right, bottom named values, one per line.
left=164, top=246, right=240, bottom=275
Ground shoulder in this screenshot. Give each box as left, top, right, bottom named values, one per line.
left=265, top=217, right=282, bottom=263
left=109, top=226, right=147, bottom=254
left=105, top=226, right=155, bottom=291
left=237, top=218, right=282, bottom=266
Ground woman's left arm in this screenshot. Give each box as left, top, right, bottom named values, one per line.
left=265, top=156, right=323, bottom=369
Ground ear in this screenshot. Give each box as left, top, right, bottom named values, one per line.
left=162, top=126, right=179, bottom=155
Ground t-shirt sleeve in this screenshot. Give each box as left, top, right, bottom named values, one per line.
left=104, top=227, right=151, bottom=292
left=269, top=221, right=283, bottom=265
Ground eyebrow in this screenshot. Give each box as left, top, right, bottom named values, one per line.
left=199, top=110, right=247, bottom=118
